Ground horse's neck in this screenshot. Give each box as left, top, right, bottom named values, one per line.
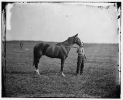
left=63, top=42, right=73, bottom=47
left=57, top=40, right=73, bottom=47
left=62, top=39, right=73, bottom=46
left=58, top=40, right=73, bottom=55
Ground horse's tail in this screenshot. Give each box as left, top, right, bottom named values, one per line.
left=33, top=46, right=36, bottom=66
left=33, top=43, right=43, bottom=66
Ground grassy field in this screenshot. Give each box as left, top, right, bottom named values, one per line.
left=3, top=41, right=120, bottom=98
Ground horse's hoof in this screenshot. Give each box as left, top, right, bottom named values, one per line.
left=37, top=73, right=41, bottom=76
left=36, top=69, right=40, bottom=75
left=61, top=72, right=65, bottom=77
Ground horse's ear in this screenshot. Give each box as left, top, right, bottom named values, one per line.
left=75, top=33, right=78, bottom=37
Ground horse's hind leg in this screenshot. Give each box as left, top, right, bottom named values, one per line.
left=33, top=46, right=42, bottom=75
left=35, top=62, right=40, bottom=75
left=34, top=56, right=42, bottom=75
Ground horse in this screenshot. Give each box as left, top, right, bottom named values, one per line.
left=33, top=33, right=82, bottom=76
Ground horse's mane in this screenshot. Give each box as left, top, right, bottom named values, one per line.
left=56, top=37, right=74, bottom=46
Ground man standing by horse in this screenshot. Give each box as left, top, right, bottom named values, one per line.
left=76, top=42, right=86, bottom=75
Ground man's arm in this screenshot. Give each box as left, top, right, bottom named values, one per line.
left=83, top=48, right=86, bottom=59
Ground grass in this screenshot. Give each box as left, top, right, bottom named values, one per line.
left=2, top=41, right=120, bottom=98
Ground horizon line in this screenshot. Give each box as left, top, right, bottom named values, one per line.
left=5, top=40, right=119, bottom=44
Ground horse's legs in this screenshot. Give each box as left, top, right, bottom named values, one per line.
left=61, top=58, right=65, bottom=77
left=35, top=63, right=40, bottom=75
left=34, top=56, right=42, bottom=75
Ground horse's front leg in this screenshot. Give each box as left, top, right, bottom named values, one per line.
left=61, top=58, right=65, bottom=77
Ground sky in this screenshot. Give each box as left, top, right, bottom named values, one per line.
left=5, top=2, right=119, bottom=43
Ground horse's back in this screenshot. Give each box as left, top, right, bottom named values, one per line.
left=34, top=42, right=67, bottom=59
left=34, top=42, right=56, bottom=56
left=44, top=44, right=62, bottom=58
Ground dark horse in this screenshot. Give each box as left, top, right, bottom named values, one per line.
left=33, top=34, right=82, bottom=76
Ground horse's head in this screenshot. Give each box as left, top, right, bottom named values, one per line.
left=73, top=33, right=82, bottom=47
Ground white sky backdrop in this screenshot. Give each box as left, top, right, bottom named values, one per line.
left=6, top=3, right=119, bottom=43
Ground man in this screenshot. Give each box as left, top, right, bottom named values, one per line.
left=76, top=42, right=86, bottom=75
left=20, top=42, right=23, bottom=50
